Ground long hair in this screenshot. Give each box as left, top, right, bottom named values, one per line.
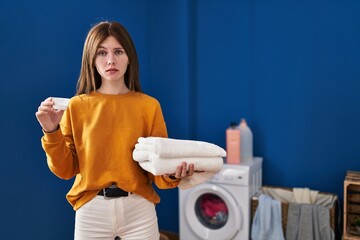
left=76, top=21, right=141, bottom=95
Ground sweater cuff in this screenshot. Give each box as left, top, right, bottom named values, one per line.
left=42, top=128, right=63, bottom=142
left=163, top=175, right=181, bottom=183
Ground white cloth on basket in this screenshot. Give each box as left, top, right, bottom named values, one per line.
left=293, top=187, right=318, bottom=204
left=133, top=137, right=226, bottom=190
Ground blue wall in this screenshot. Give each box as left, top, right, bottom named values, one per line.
left=1, top=0, right=360, bottom=238
left=193, top=0, right=360, bottom=193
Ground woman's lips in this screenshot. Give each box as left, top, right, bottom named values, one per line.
left=106, top=68, right=118, bottom=74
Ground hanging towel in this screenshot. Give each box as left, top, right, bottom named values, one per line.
left=286, top=203, right=334, bottom=240
left=251, top=194, right=285, bottom=240
left=135, top=137, right=226, bottom=158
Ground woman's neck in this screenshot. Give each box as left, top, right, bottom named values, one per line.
left=97, top=81, right=129, bottom=95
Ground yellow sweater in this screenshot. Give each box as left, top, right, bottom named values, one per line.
left=41, top=91, right=179, bottom=210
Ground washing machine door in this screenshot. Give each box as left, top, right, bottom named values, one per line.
left=183, top=183, right=241, bottom=240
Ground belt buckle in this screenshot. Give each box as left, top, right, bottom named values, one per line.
left=102, top=188, right=113, bottom=200
left=103, top=184, right=118, bottom=199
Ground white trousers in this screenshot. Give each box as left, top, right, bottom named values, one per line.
left=74, top=194, right=160, bottom=240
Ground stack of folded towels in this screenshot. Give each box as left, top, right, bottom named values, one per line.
left=133, top=137, right=226, bottom=189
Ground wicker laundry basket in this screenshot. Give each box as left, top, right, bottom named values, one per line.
left=251, top=186, right=340, bottom=238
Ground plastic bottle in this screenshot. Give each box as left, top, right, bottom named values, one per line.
left=226, top=122, right=241, bottom=164
left=239, top=119, right=253, bottom=162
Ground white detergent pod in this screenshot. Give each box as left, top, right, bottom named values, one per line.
left=52, top=97, right=70, bottom=110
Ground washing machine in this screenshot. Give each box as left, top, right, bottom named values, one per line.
left=179, top=157, right=262, bottom=240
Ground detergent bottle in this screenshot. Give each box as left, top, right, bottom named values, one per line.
left=226, top=122, right=241, bottom=164
left=239, top=119, right=253, bottom=162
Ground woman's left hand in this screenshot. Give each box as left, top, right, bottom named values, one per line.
left=165, top=162, right=194, bottom=179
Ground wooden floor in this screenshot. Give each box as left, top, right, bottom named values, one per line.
left=160, top=230, right=179, bottom=240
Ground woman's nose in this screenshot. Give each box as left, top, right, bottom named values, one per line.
left=107, top=59, right=114, bottom=65
left=107, top=54, right=115, bottom=65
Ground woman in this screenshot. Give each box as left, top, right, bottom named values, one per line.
left=35, top=21, right=194, bottom=240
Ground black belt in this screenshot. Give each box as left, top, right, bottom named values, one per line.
left=98, top=186, right=129, bottom=198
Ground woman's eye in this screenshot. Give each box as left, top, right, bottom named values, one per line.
left=97, top=51, right=107, bottom=56
left=115, top=50, right=124, bottom=55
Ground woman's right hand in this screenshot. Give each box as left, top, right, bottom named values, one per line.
left=35, top=97, right=65, bottom=133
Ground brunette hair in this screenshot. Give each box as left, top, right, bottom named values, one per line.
left=76, top=21, right=141, bottom=95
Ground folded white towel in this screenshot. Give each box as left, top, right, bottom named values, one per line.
left=133, top=149, right=150, bottom=162
left=136, top=137, right=226, bottom=158
left=133, top=152, right=223, bottom=189
left=135, top=153, right=223, bottom=175
left=133, top=137, right=225, bottom=189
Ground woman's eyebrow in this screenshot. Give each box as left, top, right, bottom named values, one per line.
left=97, top=46, right=124, bottom=50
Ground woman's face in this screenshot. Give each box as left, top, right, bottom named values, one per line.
left=94, top=36, right=129, bottom=84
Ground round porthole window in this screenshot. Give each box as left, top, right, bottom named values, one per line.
left=194, top=193, right=229, bottom=229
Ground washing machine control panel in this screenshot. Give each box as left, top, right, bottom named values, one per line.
left=210, top=168, right=249, bottom=186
